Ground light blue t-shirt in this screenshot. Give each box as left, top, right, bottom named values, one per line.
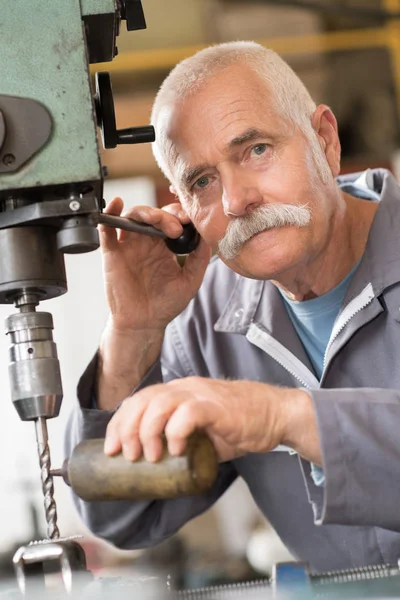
left=280, top=261, right=360, bottom=380
left=279, top=261, right=360, bottom=486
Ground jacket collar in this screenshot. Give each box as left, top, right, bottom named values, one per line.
left=213, top=273, right=264, bottom=334
left=346, top=169, right=400, bottom=301
left=214, top=169, right=400, bottom=337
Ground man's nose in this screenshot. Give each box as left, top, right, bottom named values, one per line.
left=221, top=170, right=263, bottom=217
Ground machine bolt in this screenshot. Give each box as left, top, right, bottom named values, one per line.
left=69, top=200, right=81, bottom=211
left=2, top=153, right=15, bottom=166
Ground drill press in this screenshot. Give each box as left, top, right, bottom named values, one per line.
left=0, top=0, right=150, bottom=542
left=0, top=0, right=202, bottom=592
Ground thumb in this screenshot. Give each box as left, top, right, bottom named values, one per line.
left=182, top=237, right=212, bottom=282
left=99, top=197, right=124, bottom=252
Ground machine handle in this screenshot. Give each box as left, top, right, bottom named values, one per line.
left=98, top=213, right=200, bottom=254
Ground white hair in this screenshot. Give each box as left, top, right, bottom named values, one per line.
left=151, top=41, right=329, bottom=187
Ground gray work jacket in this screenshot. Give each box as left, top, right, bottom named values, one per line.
left=67, top=169, right=400, bottom=573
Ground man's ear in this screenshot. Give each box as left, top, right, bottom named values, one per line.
left=311, top=105, right=341, bottom=178
left=169, top=185, right=177, bottom=196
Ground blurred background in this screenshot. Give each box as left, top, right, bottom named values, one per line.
left=0, top=0, right=400, bottom=590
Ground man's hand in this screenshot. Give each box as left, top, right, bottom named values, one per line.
left=100, top=197, right=211, bottom=332
left=96, top=198, right=211, bottom=410
left=104, top=378, right=322, bottom=465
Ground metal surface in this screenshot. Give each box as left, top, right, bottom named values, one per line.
left=57, top=216, right=100, bottom=253
left=95, top=71, right=155, bottom=149
left=34, top=418, right=59, bottom=540
left=5, top=309, right=63, bottom=420
left=95, top=72, right=118, bottom=149
left=0, top=96, right=52, bottom=174
left=0, top=199, right=198, bottom=254
left=57, top=433, right=218, bottom=501
left=313, top=562, right=400, bottom=585
left=13, top=538, right=88, bottom=596
left=178, top=580, right=269, bottom=599
left=0, top=0, right=102, bottom=198
left=121, top=0, right=147, bottom=31
left=178, top=562, right=400, bottom=599
left=81, top=0, right=116, bottom=15
left=0, top=226, right=67, bottom=303
left=117, top=125, right=155, bottom=145
left=0, top=197, right=99, bottom=227
left=81, top=0, right=120, bottom=64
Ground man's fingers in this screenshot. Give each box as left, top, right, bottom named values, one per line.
left=104, top=383, right=218, bottom=464
left=139, top=392, right=187, bottom=462
left=121, top=438, right=143, bottom=462
left=183, top=238, right=212, bottom=280
left=104, top=393, right=150, bottom=460
left=99, top=197, right=124, bottom=252
left=103, top=430, right=121, bottom=456
left=104, top=196, right=124, bottom=215
left=164, top=400, right=216, bottom=455
left=162, top=203, right=191, bottom=225
left=141, top=436, right=164, bottom=464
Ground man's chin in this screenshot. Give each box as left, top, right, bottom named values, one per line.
left=220, top=229, right=297, bottom=279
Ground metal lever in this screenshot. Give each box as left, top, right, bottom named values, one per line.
left=94, top=71, right=155, bottom=149
left=98, top=213, right=200, bottom=254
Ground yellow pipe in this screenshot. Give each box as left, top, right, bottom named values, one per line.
left=384, top=0, right=400, bottom=124
left=91, top=27, right=388, bottom=75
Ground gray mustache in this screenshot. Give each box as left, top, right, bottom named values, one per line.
left=218, top=203, right=312, bottom=260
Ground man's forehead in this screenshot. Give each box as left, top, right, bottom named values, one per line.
left=166, top=65, right=278, bottom=133
left=160, top=65, right=289, bottom=186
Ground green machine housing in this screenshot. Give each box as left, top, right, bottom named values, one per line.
left=0, top=0, right=145, bottom=204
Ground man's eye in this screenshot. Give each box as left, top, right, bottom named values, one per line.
left=251, top=144, right=268, bottom=157
left=194, top=176, right=209, bottom=189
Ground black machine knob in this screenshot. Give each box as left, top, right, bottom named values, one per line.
left=94, top=71, right=155, bottom=149
left=165, top=223, right=200, bottom=255
left=120, top=0, right=147, bottom=31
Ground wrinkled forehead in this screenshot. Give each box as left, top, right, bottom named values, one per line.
left=155, top=65, right=291, bottom=186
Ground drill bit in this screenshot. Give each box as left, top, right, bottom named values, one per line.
left=35, top=417, right=60, bottom=540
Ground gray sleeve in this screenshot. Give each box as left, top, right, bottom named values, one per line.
left=64, top=333, right=237, bottom=550
left=300, top=388, right=400, bottom=531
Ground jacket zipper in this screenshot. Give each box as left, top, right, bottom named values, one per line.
left=247, top=282, right=375, bottom=390
left=321, top=282, right=375, bottom=376
left=246, top=322, right=318, bottom=389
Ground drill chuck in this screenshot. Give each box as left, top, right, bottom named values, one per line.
left=5, top=310, right=63, bottom=420
left=56, top=433, right=218, bottom=501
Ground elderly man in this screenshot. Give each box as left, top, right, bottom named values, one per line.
left=67, top=42, right=400, bottom=573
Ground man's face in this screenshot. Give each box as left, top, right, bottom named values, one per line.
left=165, top=64, right=337, bottom=280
